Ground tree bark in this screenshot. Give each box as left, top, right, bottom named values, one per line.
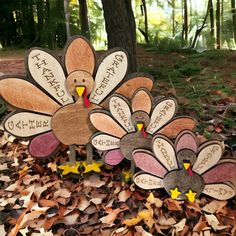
left=183, top=0, right=188, bottom=41
left=64, top=0, right=71, bottom=40
left=79, top=0, right=90, bottom=39
left=142, top=0, right=149, bottom=43
left=191, top=0, right=210, bottom=48
left=209, top=0, right=214, bottom=37
left=216, top=0, right=221, bottom=49
left=101, top=0, right=137, bottom=72
left=231, top=0, right=236, bottom=44
left=172, top=0, right=175, bottom=37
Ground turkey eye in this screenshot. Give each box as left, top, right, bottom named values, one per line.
left=74, top=79, right=77, bottom=83
left=82, top=79, right=85, bottom=83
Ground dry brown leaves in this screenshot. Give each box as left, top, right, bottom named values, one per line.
left=0, top=131, right=235, bottom=235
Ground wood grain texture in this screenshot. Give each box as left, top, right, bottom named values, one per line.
left=91, top=133, right=120, bottom=151
left=120, top=132, right=152, bottom=160
left=133, top=150, right=167, bottom=177
left=64, top=36, right=96, bottom=74
left=29, top=131, right=61, bottom=158
left=133, top=171, right=164, bottom=190
left=27, top=49, right=73, bottom=105
left=202, top=163, right=236, bottom=184
left=104, top=149, right=125, bottom=165
left=146, top=97, right=177, bottom=134
left=66, top=70, right=94, bottom=97
left=0, top=78, right=60, bottom=115
left=115, top=73, right=153, bottom=99
left=163, top=169, right=205, bottom=200
left=52, top=101, right=100, bottom=145
left=193, top=141, right=223, bottom=175
left=3, top=111, right=51, bottom=138
left=158, top=117, right=196, bottom=138
left=90, top=49, right=128, bottom=104
left=132, top=88, right=152, bottom=114
left=109, top=94, right=135, bottom=132
left=89, top=110, right=127, bottom=138
left=175, top=130, right=198, bottom=153
left=202, top=183, right=235, bottom=200
left=152, top=135, right=178, bottom=171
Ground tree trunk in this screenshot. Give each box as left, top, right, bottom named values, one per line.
left=37, top=0, right=44, bottom=44
left=191, top=0, right=210, bottom=48
left=183, top=0, right=188, bottom=41
left=64, top=0, right=71, bottom=40
left=231, top=0, right=236, bottom=44
left=172, top=0, right=175, bottom=37
left=79, top=0, right=90, bottom=39
left=101, top=0, right=137, bottom=72
left=209, top=0, right=214, bottom=37
left=216, top=0, right=221, bottom=49
left=142, top=0, right=149, bottom=43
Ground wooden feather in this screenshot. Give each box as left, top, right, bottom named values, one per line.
left=0, top=78, right=60, bottom=115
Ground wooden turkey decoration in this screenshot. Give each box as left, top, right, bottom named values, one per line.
left=90, top=88, right=196, bottom=171
left=133, top=130, right=236, bottom=201
left=0, top=35, right=154, bottom=175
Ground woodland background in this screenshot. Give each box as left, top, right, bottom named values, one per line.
left=0, top=1, right=236, bottom=235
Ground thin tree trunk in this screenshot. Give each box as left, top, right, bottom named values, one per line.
left=64, top=0, right=71, bottom=40
left=191, top=0, right=210, bottom=48
left=231, top=0, right=236, bottom=44
left=79, top=0, right=90, bottom=39
left=209, top=0, right=214, bottom=37
left=142, top=0, right=149, bottom=43
left=216, top=0, right=221, bottom=49
left=183, top=0, right=188, bottom=41
left=172, top=0, right=175, bottom=37
left=101, top=0, right=137, bottom=72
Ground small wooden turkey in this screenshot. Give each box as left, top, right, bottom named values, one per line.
left=133, top=130, right=236, bottom=201
left=0, top=35, right=154, bottom=175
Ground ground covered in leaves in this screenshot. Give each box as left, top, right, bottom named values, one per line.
left=0, top=131, right=236, bottom=236
left=0, top=47, right=236, bottom=235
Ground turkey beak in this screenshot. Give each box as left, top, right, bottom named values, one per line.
left=76, top=86, right=85, bottom=97
left=136, top=122, right=144, bottom=131
left=183, top=161, right=191, bottom=170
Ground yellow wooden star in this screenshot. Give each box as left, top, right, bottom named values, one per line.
left=170, top=187, right=181, bottom=199
left=82, top=161, right=103, bottom=174
left=57, top=162, right=80, bottom=175
left=122, top=170, right=133, bottom=182
left=185, top=189, right=197, bottom=203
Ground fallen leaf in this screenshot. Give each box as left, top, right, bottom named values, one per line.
left=31, top=228, right=53, bottom=236
left=54, top=188, right=71, bottom=199
left=147, top=192, right=163, bottom=208
left=173, top=218, right=186, bottom=232
left=205, top=214, right=230, bottom=231
left=164, top=198, right=183, bottom=211
left=202, top=200, right=227, bottom=214
left=90, top=198, right=102, bottom=205
left=0, top=175, right=11, bottom=182
left=78, top=196, right=90, bottom=211
left=135, top=225, right=153, bottom=235
left=123, top=216, right=142, bottom=226
left=118, top=189, right=132, bottom=202
left=23, top=174, right=40, bottom=185
left=0, top=225, right=6, bottom=236
left=100, top=208, right=121, bottom=225
left=83, top=175, right=105, bottom=188
left=157, top=216, right=176, bottom=226
left=0, top=163, right=8, bottom=171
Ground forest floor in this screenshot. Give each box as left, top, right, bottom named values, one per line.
left=0, top=46, right=236, bottom=235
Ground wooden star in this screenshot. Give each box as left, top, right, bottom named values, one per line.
left=185, top=189, right=197, bottom=202
left=57, top=162, right=80, bottom=175
left=170, top=187, right=181, bottom=199
left=82, top=161, right=103, bottom=174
